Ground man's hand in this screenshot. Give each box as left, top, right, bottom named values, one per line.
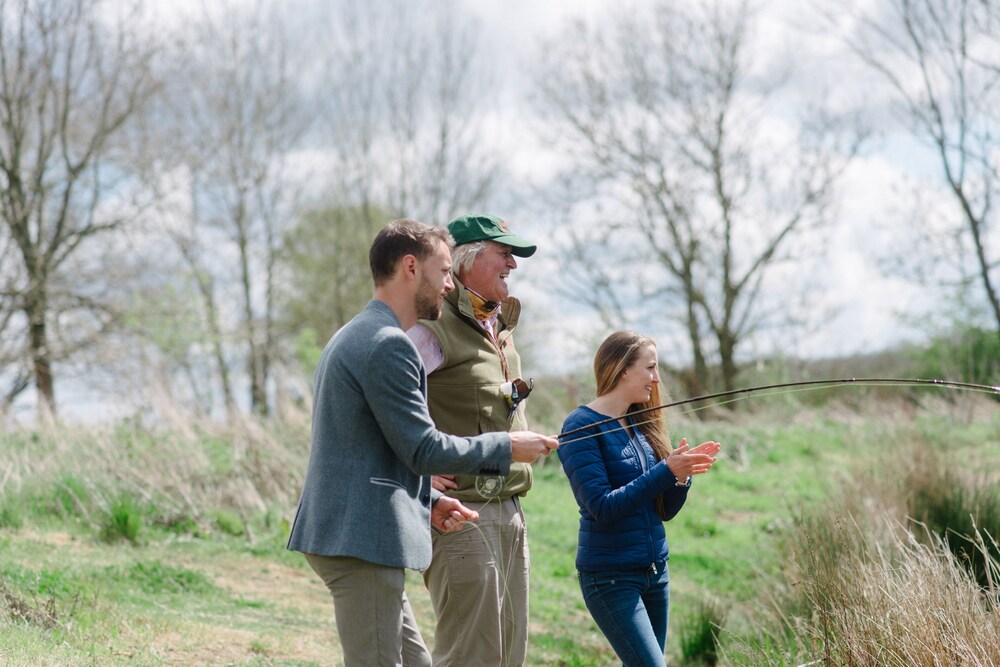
left=509, top=431, right=559, bottom=463
left=431, top=495, right=479, bottom=532
left=431, top=474, right=458, bottom=492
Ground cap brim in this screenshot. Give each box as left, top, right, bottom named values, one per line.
left=493, top=234, right=537, bottom=257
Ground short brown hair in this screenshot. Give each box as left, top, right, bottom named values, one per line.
left=368, top=219, right=454, bottom=286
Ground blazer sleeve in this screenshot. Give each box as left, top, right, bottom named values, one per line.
left=361, top=331, right=511, bottom=476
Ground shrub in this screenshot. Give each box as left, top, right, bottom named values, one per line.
left=678, top=595, right=728, bottom=665
left=911, top=325, right=1000, bottom=389
left=906, top=456, right=1000, bottom=590
left=99, top=494, right=144, bottom=545
left=0, top=503, right=23, bottom=530
left=213, top=508, right=245, bottom=537
left=733, top=455, right=1000, bottom=667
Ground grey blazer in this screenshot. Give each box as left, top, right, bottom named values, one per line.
left=287, top=300, right=511, bottom=570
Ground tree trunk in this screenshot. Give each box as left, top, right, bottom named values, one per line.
left=27, top=293, right=55, bottom=418
left=239, top=235, right=268, bottom=418
left=718, top=332, right=737, bottom=393
left=684, top=286, right=709, bottom=398
left=961, top=201, right=1000, bottom=336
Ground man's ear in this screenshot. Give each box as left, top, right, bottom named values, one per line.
left=399, top=254, right=419, bottom=280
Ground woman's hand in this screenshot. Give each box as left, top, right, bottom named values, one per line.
left=665, top=438, right=720, bottom=482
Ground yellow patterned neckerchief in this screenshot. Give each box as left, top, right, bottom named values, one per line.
left=466, top=287, right=500, bottom=323
left=466, top=285, right=510, bottom=379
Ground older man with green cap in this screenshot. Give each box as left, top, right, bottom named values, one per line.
left=407, top=214, right=538, bottom=666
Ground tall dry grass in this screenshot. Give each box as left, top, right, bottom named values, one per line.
left=761, top=515, right=1000, bottom=666
left=0, top=404, right=312, bottom=532
left=729, top=416, right=1000, bottom=666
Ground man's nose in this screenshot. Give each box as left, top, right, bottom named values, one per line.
left=444, top=273, right=455, bottom=292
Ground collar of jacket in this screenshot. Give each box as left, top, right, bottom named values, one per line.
left=368, top=298, right=401, bottom=327
left=447, top=276, right=521, bottom=333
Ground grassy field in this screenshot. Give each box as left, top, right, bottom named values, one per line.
left=1, top=395, right=998, bottom=665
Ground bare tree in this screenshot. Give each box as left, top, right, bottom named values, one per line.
left=149, top=0, right=313, bottom=417
left=262, top=0, right=504, bottom=375
left=0, top=0, right=157, bottom=417
left=836, top=0, right=1000, bottom=335
left=320, top=0, right=501, bottom=228
left=534, top=0, right=861, bottom=393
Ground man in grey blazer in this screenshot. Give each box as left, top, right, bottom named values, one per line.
left=287, top=218, right=559, bottom=667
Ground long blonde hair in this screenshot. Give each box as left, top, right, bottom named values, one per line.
left=593, top=331, right=672, bottom=461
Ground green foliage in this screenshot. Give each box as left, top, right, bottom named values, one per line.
left=120, top=282, right=211, bottom=364
left=99, top=494, right=144, bottom=545
left=2, top=565, right=80, bottom=599
left=911, top=325, right=1000, bottom=388
left=1, top=404, right=996, bottom=664
left=213, top=508, right=245, bottom=537
left=280, top=204, right=390, bottom=359
left=0, top=502, right=23, bottom=530
left=678, top=596, right=728, bottom=666
left=50, top=475, right=91, bottom=520
left=201, top=435, right=237, bottom=475
left=153, top=512, right=202, bottom=536
left=112, top=561, right=215, bottom=595
left=294, top=327, right=324, bottom=379
left=905, top=451, right=1000, bottom=590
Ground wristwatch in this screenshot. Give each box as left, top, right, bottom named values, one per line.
left=675, top=476, right=691, bottom=487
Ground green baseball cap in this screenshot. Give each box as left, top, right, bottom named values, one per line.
left=447, top=214, right=537, bottom=257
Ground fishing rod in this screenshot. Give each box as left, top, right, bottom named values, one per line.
left=556, top=377, right=1000, bottom=444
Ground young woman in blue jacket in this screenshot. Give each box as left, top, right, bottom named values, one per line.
left=558, top=330, right=721, bottom=666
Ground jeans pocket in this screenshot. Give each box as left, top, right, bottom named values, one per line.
left=579, top=571, right=619, bottom=600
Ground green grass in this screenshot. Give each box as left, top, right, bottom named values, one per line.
left=0, top=398, right=996, bottom=665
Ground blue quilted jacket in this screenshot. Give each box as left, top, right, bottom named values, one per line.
left=558, top=405, right=689, bottom=572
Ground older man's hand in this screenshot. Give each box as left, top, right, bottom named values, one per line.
left=431, top=474, right=458, bottom=492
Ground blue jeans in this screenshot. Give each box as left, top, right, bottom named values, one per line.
left=578, top=562, right=670, bottom=667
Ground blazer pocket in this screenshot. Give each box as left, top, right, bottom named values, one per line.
left=369, top=477, right=406, bottom=490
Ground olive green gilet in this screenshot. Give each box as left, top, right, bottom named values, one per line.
left=420, top=283, right=532, bottom=502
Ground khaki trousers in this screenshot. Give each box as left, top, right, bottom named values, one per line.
left=423, top=496, right=529, bottom=667
left=306, top=554, right=431, bottom=667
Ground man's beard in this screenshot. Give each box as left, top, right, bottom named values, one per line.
left=415, top=278, right=443, bottom=321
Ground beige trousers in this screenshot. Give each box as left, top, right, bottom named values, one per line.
left=423, top=496, right=530, bottom=667
left=306, top=554, right=431, bottom=667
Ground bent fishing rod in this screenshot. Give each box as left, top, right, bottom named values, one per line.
left=556, top=377, right=1000, bottom=444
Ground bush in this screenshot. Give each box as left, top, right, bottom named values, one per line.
left=0, top=503, right=23, bottom=530
left=911, top=325, right=1000, bottom=389
left=730, top=432, right=1000, bottom=666
left=212, top=508, right=246, bottom=537
left=99, top=494, right=144, bottom=545
left=906, top=451, right=1000, bottom=590
left=678, top=595, right=728, bottom=665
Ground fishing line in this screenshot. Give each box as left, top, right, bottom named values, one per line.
left=443, top=494, right=520, bottom=667
left=553, top=378, right=1000, bottom=447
